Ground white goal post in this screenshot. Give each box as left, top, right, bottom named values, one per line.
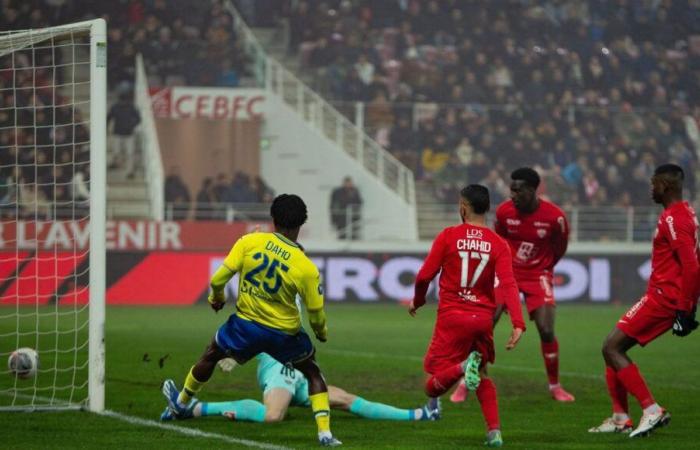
left=0, top=19, right=106, bottom=412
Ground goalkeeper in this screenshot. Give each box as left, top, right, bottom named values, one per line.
left=160, top=353, right=441, bottom=422
left=164, top=194, right=341, bottom=447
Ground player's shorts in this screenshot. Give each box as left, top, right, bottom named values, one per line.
left=423, top=309, right=494, bottom=375
left=517, top=274, right=555, bottom=317
left=616, top=293, right=675, bottom=346
left=215, top=314, right=314, bottom=364
left=256, top=354, right=310, bottom=407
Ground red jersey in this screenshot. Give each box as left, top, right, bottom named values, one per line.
left=648, top=201, right=700, bottom=311
left=495, top=199, right=569, bottom=280
left=413, top=222, right=525, bottom=330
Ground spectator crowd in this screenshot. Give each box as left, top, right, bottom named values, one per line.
left=288, top=0, right=700, bottom=208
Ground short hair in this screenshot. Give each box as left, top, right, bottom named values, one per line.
left=270, top=194, right=308, bottom=230
left=460, top=184, right=490, bottom=215
left=511, top=167, right=540, bottom=189
left=654, top=163, right=684, bottom=179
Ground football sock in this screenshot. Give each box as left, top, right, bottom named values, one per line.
left=200, top=400, right=266, bottom=422
left=476, top=378, right=500, bottom=431
left=616, top=363, right=655, bottom=409
left=349, top=397, right=414, bottom=421
left=541, top=340, right=559, bottom=386
left=605, top=366, right=629, bottom=414
left=425, top=363, right=464, bottom=397
left=309, top=392, right=331, bottom=435
left=178, top=367, right=205, bottom=405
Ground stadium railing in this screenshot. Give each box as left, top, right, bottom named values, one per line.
left=223, top=0, right=416, bottom=206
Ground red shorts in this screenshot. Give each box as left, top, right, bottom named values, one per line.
left=518, top=274, right=555, bottom=317
left=423, top=310, right=494, bottom=375
left=616, top=293, right=675, bottom=346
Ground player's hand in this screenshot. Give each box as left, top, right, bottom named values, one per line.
left=408, top=299, right=418, bottom=317
left=672, top=309, right=699, bottom=337
left=315, top=325, right=328, bottom=343
left=217, top=357, right=237, bottom=372
left=207, top=291, right=226, bottom=312
left=506, top=327, right=524, bottom=350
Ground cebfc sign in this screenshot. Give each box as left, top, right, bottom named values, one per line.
left=150, top=87, right=266, bottom=120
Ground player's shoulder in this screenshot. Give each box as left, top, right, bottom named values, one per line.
left=495, top=200, right=514, bottom=217
left=663, top=201, right=698, bottom=228
left=539, top=199, right=566, bottom=216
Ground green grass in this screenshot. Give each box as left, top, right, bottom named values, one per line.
left=2, top=303, right=700, bottom=449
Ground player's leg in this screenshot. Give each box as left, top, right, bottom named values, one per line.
left=202, top=399, right=268, bottom=422
left=293, top=355, right=341, bottom=446
left=328, top=385, right=438, bottom=421
left=475, top=365, right=503, bottom=448
left=258, top=388, right=293, bottom=422
left=530, top=301, right=574, bottom=402
left=594, top=296, right=673, bottom=437
left=167, top=337, right=227, bottom=415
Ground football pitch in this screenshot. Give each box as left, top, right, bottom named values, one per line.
left=2, top=303, right=700, bottom=449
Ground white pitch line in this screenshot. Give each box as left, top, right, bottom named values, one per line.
left=100, top=410, right=292, bottom=450
left=323, top=348, right=700, bottom=391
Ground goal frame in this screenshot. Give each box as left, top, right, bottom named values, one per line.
left=0, top=19, right=106, bottom=413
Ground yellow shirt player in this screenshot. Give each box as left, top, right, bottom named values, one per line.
left=164, top=194, right=341, bottom=447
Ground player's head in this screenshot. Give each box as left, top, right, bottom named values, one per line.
left=459, top=184, right=490, bottom=222
left=510, top=167, right=540, bottom=212
left=270, top=194, right=308, bottom=233
left=651, top=163, right=684, bottom=204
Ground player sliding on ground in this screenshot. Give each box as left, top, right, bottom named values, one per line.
left=163, top=194, right=342, bottom=447
left=589, top=164, right=700, bottom=438
left=409, top=184, right=525, bottom=448
left=160, top=352, right=441, bottom=423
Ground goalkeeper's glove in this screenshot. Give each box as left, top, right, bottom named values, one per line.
left=672, top=308, right=699, bottom=337
left=208, top=290, right=226, bottom=312
left=217, top=357, right=237, bottom=372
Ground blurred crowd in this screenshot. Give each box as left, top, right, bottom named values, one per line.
left=165, top=168, right=274, bottom=220
left=287, top=0, right=700, bottom=207
left=0, top=0, right=248, bottom=89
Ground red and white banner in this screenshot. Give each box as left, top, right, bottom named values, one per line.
left=0, top=220, right=271, bottom=251
left=150, top=87, right=266, bottom=120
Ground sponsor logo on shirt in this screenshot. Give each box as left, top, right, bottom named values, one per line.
left=624, top=295, right=647, bottom=319
left=557, top=216, right=566, bottom=233
left=537, top=229, right=547, bottom=238
left=506, top=218, right=521, bottom=225
left=466, top=228, right=483, bottom=239
left=533, top=221, right=550, bottom=227
left=516, top=241, right=535, bottom=260
left=666, top=216, right=677, bottom=240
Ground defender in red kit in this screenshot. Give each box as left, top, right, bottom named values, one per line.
left=494, top=167, right=574, bottom=402
left=589, top=164, right=699, bottom=438
left=409, top=184, right=525, bottom=448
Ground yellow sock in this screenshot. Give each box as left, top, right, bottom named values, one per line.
left=177, top=367, right=205, bottom=405
left=309, top=392, right=331, bottom=434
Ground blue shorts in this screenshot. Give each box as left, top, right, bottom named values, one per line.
left=256, top=353, right=310, bottom=406
left=215, top=314, right=314, bottom=365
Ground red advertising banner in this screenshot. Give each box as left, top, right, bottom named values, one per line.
left=0, top=220, right=271, bottom=251
left=149, top=87, right=266, bottom=120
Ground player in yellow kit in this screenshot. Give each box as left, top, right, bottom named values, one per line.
left=163, top=194, right=341, bottom=447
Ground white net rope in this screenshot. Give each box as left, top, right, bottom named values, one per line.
left=0, top=25, right=92, bottom=409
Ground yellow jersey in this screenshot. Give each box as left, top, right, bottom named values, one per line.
left=222, top=232, right=323, bottom=334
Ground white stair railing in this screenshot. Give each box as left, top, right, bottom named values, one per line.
left=224, top=1, right=415, bottom=205
left=134, top=54, right=164, bottom=221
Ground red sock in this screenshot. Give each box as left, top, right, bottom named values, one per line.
left=541, top=339, right=559, bottom=385
left=476, top=378, right=499, bottom=431
left=616, top=363, right=655, bottom=409
left=605, top=366, right=628, bottom=414
left=425, top=364, right=464, bottom=397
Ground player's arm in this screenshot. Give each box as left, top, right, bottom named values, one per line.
left=667, top=217, right=700, bottom=336
left=300, top=269, right=328, bottom=342
left=209, top=237, right=247, bottom=311
left=494, top=244, right=525, bottom=349
left=551, top=212, right=569, bottom=265
left=410, top=230, right=446, bottom=315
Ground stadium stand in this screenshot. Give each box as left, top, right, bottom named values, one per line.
left=281, top=0, right=700, bottom=208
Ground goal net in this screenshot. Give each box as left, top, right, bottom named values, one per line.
left=0, top=20, right=106, bottom=412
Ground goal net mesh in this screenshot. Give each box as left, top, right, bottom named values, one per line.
left=0, top=23, right=96, bottom=410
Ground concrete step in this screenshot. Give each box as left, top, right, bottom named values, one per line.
left=106, top=200, right=152, bottom=219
